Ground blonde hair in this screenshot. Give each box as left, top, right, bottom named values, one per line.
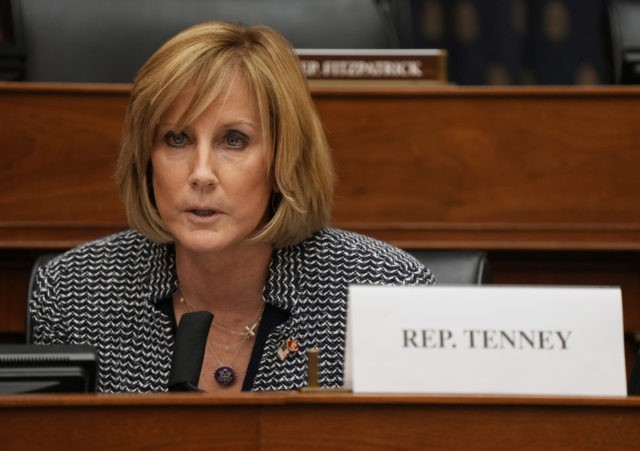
left=116, top=21, right=334, bottom=248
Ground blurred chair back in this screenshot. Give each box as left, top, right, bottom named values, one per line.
left=17, top=0, right=400, bottom=83
left=408, top=250, right=490, bottom=285
left=607, top=0, right=640, bottom=83
left=629, top=353, right=640, bottom=394
left=0, top=0, right=25, bottom=80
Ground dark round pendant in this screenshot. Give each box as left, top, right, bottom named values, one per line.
left=214, top=365, right=236, bottom=387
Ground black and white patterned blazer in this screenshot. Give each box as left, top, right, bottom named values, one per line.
left=30, top=227, right=434, bottom=392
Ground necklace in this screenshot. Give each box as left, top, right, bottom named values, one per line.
left=177, top=285, right=265, bottom=387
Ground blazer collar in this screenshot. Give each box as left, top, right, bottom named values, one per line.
left=143, top=235, right=309, bottom=314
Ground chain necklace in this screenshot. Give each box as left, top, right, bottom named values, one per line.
left=177, top=285, right=265, bottom=387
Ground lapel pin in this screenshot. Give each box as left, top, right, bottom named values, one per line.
left=286, top=338, right=300, bottom=352
left=277, top=340, right=289, bottom=361
left=277, top=338, right=300, bottom=361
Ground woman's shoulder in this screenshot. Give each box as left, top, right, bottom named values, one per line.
left=41, top=229, right=171, bottom=279
left=308, top=227, right=414, bottom=260
left=302, top=227, right=435, bottom=284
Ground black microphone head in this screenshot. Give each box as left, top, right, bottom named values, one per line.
left=168, top=310, right=213, bottom=392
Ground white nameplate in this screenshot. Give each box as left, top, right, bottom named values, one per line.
left=345, top=285, right=626, bottom=396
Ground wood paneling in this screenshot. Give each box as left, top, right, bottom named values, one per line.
left=0, top=83, right=128, bottom=248
left=315, top=86, right=640, bottom=250
left=2, top=83, right=640, bottom=249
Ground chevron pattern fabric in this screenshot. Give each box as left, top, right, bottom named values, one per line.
left=30, top=227, right=434, bottom=392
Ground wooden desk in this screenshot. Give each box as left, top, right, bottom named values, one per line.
left=1, top=83, right=640, bottom=345
left=1, top=392, right=639, bottom=450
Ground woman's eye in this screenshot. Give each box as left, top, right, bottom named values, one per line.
left=164, top=131, right=188, bottom=147
left=224, top=130, right=249, bottom=149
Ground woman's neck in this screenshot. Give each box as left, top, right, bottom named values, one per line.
left=174, top=241, right=273, bottom=315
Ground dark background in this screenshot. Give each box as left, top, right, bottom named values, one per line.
left=0, top=0, right=634, bottom=85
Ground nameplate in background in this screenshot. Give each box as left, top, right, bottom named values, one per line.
left=296, top=49, right=447, bottom=84
left=345, top=285, right=626, bottom=396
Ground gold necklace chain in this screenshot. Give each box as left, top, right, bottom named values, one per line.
left=176, top=284, right=265, bottom=387
left=177, top=284, right=265, bottom=340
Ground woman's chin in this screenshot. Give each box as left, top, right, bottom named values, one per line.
left=174, top=230, right=246, bottom=255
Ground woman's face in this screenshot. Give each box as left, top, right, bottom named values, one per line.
left=150, top=75, right=273, bottom=256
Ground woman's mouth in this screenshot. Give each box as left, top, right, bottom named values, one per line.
left=186, top=208, right=220, bottom=223
left=190, top=209, right=216, bottom=217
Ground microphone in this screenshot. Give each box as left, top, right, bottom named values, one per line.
left=168, top=310, right=213, bottom=392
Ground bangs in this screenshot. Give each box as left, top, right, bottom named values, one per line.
left=151, top=56, right=272, bottom=151
left=154, top=53, right=241, bottom=133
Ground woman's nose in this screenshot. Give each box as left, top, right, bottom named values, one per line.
left=188, top=145, right=218, bottom=189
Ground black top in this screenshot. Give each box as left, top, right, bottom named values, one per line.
left=157, top=296, right=289, bottom=391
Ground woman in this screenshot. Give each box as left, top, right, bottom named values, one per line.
left=30, top=21, right=434, bottom=393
